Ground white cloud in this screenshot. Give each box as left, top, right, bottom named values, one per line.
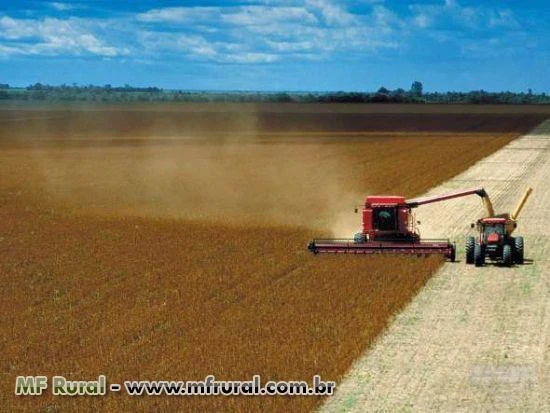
left=177, top=35, right=217, bottom=58
left=413, top=13, right=430, bottom=29
left=306, top=0, right=356, bottom=26
left=265, top=40, right=315, bottom=52
left=409, top=0, right=519, bottom=31
left=137, top=7, right=219, bottom=23
left=0, top=0, right=526, bottom=65
left=488, top=10, right=519, bottom=29
left=132, top=2, right=401, bottom=63
left=50, top=2, right=75, bottom=11
left=0, top=16, right=124, bottom=57
left=221, top=6, right=317, bottom=26
left=371, top=5, right=402, bottom=33
left=0, top=43, right=23, bottom=55
left=138, top=5, right=317, bottom=26
left=137, top=31, right=277, bottom=64
left=224, top=52, right=279, bottom=64
left=0, top=16, right=36, bottom=39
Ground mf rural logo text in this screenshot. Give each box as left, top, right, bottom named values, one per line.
left=15, top=375, right=108, bottom=396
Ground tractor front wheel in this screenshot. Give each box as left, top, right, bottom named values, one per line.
left=514, top=236, right=524, bottom=264
left=474, top=243, right=484, bottom=267
left=465, top=236, right=475, bottom=264
left=503, top=244, right=513, bottom=267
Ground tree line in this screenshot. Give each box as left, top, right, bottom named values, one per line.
left=0, top=81, right=548, bottom=104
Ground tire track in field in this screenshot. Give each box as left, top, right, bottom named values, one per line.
left=321, top=120, right=550, bottom=412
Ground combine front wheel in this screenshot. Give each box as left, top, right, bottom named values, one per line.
left=449, top=244, right=456, bottom=262
left=354, top=233, right=366, bottom=243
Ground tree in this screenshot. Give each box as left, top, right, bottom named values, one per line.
left=410, top=81, right=423, bottom=97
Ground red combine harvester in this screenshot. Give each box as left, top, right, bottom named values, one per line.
left=308, top=188, right=492, bottom=261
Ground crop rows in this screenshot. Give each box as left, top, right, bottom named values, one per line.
left=0, top=106, right=542, bottom=412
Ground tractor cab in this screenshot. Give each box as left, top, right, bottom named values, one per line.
left=479, top=218, right=507, bottom=244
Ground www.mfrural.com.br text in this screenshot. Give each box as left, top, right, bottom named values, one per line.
left=15, top=375, right=336, bottom=397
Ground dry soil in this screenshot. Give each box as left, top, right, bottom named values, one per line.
left=321, top=119, right=550, bottom=412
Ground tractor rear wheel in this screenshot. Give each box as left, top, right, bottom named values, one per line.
left=465, top=236, right=475, bottom=264
left=514, top=236, right=524, bottom=264
left=503, top=244, right=513, bottom=267
left=474, top=243, right=484, bottom=267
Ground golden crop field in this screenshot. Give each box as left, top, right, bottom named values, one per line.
left=1, top=104, right=546, bottom=412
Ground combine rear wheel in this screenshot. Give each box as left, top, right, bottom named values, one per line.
left=514, top=236, right=524, bottom=264
left=465, top=236, right=475, bottom=264
left=503, top=244, right=513, bottom=267
left=474, top=243, right=484, bottom=267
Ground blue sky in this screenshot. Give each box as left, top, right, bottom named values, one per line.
left=0, top=0, right=548, bottom=92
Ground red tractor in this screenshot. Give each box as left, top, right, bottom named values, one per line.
left=308, top=187, right=492, bottom=261
left=466, top=188, right=532, bottom=267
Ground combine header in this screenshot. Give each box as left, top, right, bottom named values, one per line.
left=308, top=188, right=492, bottom=261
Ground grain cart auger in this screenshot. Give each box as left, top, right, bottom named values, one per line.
left=308, top=187, right=491, bottom=261
left=466, top=187, right=533, bottom=267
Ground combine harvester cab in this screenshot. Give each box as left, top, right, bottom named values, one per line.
left=308, top=188, right=492, bottom=262
left=466, top=187, right=532, bottom=267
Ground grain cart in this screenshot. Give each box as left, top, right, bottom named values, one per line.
left=466, top=188, right=532, bottom=267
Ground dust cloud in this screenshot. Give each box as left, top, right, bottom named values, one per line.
left=23, top=111, right=366, bottom=234
left=9, top=105, right=523, bottom=238
left=329, top=207, right=363, bottom=239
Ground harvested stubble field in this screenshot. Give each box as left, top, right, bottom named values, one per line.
left=1, top=104, right=547, bottom=412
